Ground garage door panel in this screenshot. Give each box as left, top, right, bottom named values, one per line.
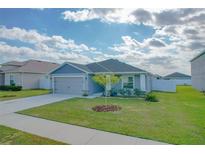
left=54, top=77, right=84, bottom=95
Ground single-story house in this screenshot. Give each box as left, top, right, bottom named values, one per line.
left=50, top=59, right=152, bottom=95
left=0, top=60, right=59, bottom=89
left=163, top=72, right=191, bottom=80
left=162, top=72, right=192, bottom=86
left=191, top=50, right=205, bottom=91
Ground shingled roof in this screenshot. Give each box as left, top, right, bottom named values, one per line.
left=1, top=60, right=59, bottom=74
left=164, top=72, right=191, bottom=79
left=66, top=59, right=146, bottom=73
left=1, top=61, right=26, bottom=66
left=87, top=59, right=145, bottom=73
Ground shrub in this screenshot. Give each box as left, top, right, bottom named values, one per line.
left=0, top=85, right=22, bottom=91
left=145, top=94, right=158, bottom=102
left=134, top=88, right=146, bottom=97
left=110, top=88, right=118, bottom=96
left=118, top=89, right=126, bottom=96
left=82, top=90, right=89, bottom=96
left=10, top=86, right=22, bottom=91
left=124, top=88, right=132, bottom=96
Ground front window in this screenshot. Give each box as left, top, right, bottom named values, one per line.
left=123, top=76, right=134, bottom=89
left=10, top=75, right=15, bottom=86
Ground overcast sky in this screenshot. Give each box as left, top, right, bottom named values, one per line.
left=0, top=8, right=204, bottom=75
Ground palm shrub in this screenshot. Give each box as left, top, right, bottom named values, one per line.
left=145, top=93, right=158, bottom=102
left=92, top=74, right=120, bottom=96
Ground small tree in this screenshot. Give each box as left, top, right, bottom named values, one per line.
left=92, top=74, right=120, bottom=96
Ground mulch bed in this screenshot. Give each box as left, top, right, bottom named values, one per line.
left=92, top=105, right=122, bottom=112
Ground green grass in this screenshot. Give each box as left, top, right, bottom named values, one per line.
left=0, top=125, right=65, bottom=145
left=0, top=89, right=50, bottom=101
left=19, top=86, right=205, bottom=144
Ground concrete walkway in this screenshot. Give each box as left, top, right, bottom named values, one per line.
left=0, top=113, right=167, bottom=145
left=0, top=94, right=74, bottom=116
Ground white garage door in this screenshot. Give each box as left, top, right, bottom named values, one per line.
left=54, top=77, right=84, bottom=95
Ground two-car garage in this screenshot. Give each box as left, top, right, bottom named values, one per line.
left=53, top=77, right=85, bottom=95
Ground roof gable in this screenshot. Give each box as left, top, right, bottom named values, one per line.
left=164, top=72, right=191, bottom=78
left=51, top=63, right=86, bottom=74
left=68, top=62, right=92, bottom=73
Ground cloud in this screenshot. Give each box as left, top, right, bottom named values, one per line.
left=62, top=9, right=136, bottom=24
left=0, top=26, right=95, bottom=53
left=63, top=9, right=98, bottom=22
left=62, top=8, right=205, bottom=27
left=131, top=9, right=153, bottom=24
left=109, top=34, right=198, bottom=75
left=2, top=9, right=205, bottom=75
left=0, top=41, right=92, bottom=64
left=146, top=38, right=166, bottom=47
left=0, top=26, right=98, bottom=64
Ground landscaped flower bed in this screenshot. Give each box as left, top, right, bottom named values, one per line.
left=92, top=105, right=122, bottom=112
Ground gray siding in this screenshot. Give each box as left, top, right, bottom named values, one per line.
left=112, top=80, right=122, bottom=89
left=22, top=73, right=44, bottom=89
left=88, top=75, right=103, bottom=94
left=5, top=73, right=22, bottom=86
left=5, top=72, right=45, bottom=89
left=135, top=75, right=141, bottom=89
left=146, top=75, right=152, bottom=92
left=52, top=64, right=85, bottom=74
left=0, top=73, right=4, bottom=85
left=191, top=54, right=205, bottom=91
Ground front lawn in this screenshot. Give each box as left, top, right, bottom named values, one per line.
left=0, top=89, right=50, bottom=101
left=19, top=86, right=205, bottom=144
left=0, top=125, right=65, bottom=145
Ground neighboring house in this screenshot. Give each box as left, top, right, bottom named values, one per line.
left=191, top=51, right=205, bottom=91
left=50, top=59, right=152, bottom=95
left=0, top=60, right=59, bottom=89
left=163, top=72, right=191, bottom=80
left=0, top=70, right=4, bottom=85
left=163, top=72, right=192, bottom=86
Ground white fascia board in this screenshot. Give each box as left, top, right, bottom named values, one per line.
left=48, top=62, right=91, bottom=75
left=93, top=71, right=146, bottom=75
left=52, top=75, right=85, bottom=78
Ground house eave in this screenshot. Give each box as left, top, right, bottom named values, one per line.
left=49, top=62, right=91, bottom=75
left=92, top=71, right=147, bottom=75
left=190, top=51, right=205, bottom=62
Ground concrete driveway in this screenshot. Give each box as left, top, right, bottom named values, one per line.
left=0, top=94, right=74, bottom=116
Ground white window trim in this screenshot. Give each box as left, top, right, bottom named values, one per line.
left=121, top=75, right=135, bottom=89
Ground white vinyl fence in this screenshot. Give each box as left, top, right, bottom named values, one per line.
left=152, top=79, right=176, bottom=92
left=151, top=79, right=192, bottom=92
left=173, top=79, right=192, bottom=85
